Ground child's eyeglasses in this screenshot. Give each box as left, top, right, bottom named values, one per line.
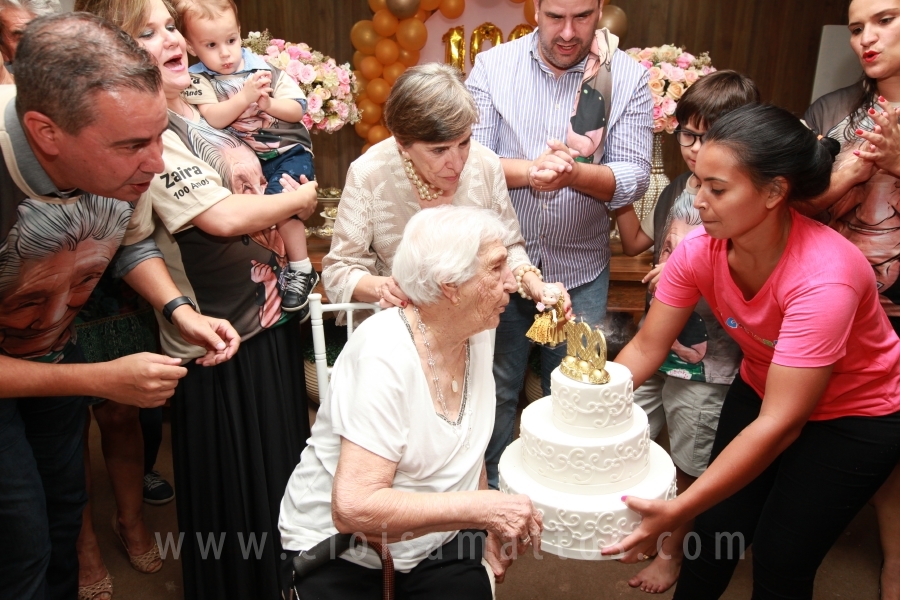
left=674, top=129, right=706, bottom=147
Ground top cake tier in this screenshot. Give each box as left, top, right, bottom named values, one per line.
left=550, top=362, right=634, bottom=438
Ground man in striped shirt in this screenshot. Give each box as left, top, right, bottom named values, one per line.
left=467, top=0, right=652, bottom=488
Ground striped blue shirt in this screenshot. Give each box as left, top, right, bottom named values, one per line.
left=467, top=32, right=652, bottom=289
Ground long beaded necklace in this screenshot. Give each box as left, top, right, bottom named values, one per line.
left=400, top=307, right=470, bottom=427
left=403, top=158, right=443, bottom=202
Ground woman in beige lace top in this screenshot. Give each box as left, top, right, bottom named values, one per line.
left=323, top=63, right=567, bottom=311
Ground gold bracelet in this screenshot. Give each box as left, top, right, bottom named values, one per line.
left=515, top=265, right=542, bottom=299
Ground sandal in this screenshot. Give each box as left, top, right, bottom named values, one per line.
left=78, top=573, right=112, bottom=600
left=112, top=516, right=163, bottom=574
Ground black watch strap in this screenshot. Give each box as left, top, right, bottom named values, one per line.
left=162, top=295, right=197, bottom=323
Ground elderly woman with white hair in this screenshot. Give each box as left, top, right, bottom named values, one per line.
left=280, top=206, right=542, bottom=599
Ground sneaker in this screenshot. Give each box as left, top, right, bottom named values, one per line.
left=282, top=269, right=319, bottom=312
left=143, top=470, right=175, bottom=505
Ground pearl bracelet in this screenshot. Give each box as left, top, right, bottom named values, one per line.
left=515, top=265, right=542, bottom=299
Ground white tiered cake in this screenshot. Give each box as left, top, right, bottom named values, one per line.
left=499, top=362, right=676, bottom=559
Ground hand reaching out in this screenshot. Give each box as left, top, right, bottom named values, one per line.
left=642, top=262, right=665, bottom=295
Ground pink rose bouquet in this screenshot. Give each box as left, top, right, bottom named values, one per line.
left=243, top=30, right=360, bottom=134
left=625, top=44, right=715, bottom=134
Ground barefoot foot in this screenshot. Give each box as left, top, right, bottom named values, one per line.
left=883, top=558, right=900, bottom=600
left=628, top=554, right=682, bottom=594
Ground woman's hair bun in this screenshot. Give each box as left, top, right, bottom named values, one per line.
left=818, top=135, right=840, bottom=161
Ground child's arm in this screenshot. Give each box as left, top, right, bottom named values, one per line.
left=615, top=204, right=654, bottom=256
left=257, top=95, right=305, bottom=123
left=197, top=71, right=273, bottom=129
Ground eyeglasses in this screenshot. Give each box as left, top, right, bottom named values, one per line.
left=674, top=129, right=706, bottom=147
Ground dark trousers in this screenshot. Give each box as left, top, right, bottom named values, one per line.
left=673, top=375, right=900, bottom=600
left=0, top=390, right=87, bottom=600
left=263, top=145, right=315, bottom=195
left=139, top=406, right=163, bottom=474
left=286, top=530, right=492, bottom=600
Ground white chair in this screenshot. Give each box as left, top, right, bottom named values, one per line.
left=307, top=292, right=381, bottom=404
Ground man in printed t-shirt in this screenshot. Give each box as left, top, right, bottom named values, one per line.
left=0, top=14, right=238, bottom=600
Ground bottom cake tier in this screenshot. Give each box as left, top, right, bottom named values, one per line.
left=499, top=440, right=676, bottom=560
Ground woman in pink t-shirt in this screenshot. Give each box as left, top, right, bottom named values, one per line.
left=603, top=104, right=900, bottom=599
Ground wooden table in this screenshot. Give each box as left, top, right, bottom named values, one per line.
left=307, top=237, right=652, bottom=319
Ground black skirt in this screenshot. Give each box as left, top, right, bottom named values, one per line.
left=170, top=319, right=310, bottom=600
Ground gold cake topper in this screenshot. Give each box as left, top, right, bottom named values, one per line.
left=560, top=321, right=610, bottom=385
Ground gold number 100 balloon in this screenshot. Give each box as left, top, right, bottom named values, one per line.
left=441, top=23, right=533, bottom=73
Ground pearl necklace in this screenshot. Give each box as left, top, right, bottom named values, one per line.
left=412, top=305, right=469, bottom=425
left=403, top=158, right=442, bottom=202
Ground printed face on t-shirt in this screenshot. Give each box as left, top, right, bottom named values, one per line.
left=0, top=236, right=119, bottom=358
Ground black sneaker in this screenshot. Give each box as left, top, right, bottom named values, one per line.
left=282, top=269, right=319, bottom=312
left=143, top=470, right=175, bottom=505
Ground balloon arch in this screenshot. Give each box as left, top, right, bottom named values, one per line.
left=350, top=0, right=628, bottom=150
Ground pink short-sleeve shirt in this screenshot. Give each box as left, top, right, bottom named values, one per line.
left=655, top=211, right=900, bottom=420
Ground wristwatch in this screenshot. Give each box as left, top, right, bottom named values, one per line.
left=162, top=295, right=198, bottom=323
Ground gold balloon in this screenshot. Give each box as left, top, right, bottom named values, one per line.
left=358, top=98, right=383, bottom=125
left=598, top=4, right=628, bottom=39
left=375, top=37, right=400, bottom=65
left=352, top=71, right=368, bottom=93
left=367, top=124, right=392, bottom=144
left=439, top=0, right=465, bottom=20
left=368, top=0, right=387, bottom=12
left=355, top=120, right=373, bottom=139
left=420, top=0, right=441, bottom=8
left=360, top=55, right=384, bottom=80
left=382, top=61, right=407, bottom=85
left=386, top=0, right=420, bottom=19
left=367, top=77, right=391, bottom=104
left=352, top=51, right=366, bottom=71
left=350, top=20, right=381, bottom=54
left=507, top=23, right=533, bottom=41
left=362, top=142, right=372, bottom=154
left=415, top=8, right=431, bottom=21
left=442, top=26, right=465, bottom=75
left=397, top=46, right=420, bottom=67
left=524, top=0, right=537, bottom=26
left=373, top=9, right=399, bottom=37
left=397, top=18, right=428, bottom=51
left=470, top=22, right=503, bottom=66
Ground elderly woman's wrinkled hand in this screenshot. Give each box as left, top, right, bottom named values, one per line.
left=484, top=531, right=513, bottom=584
left=854, top=96, right=900, bottom=178
left=376, top=275, right=409, bottom=309
left=483, top=492, right=542, bottom=558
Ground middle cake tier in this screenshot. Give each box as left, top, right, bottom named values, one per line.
left=520, top=397, right=651, bottom=495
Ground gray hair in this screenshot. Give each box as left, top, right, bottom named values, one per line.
left=0, top=197, right=129, bottom=295
left=392, top=205, right=506, bottom=306
left=14, top=12, right=161, bottom=134
left=663, top=189, right=703, bottom=235
left=0, top=0, right=59, bottom=17
left=187, top=123, right=245, bottom=186
left=383, top=63, right=478, bottom=147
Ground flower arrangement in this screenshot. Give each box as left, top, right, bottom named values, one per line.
left=625, top=45, right=716, bottom=134
left=243, top=30, right=361, bottom=134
